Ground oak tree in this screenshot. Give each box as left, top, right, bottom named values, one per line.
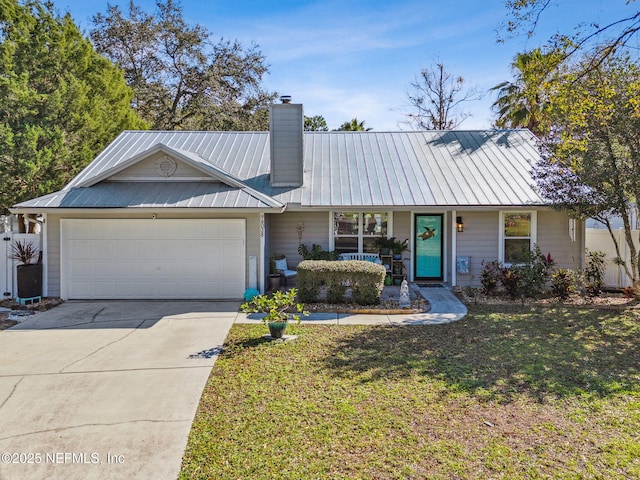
left=90, top=0, right=277, bottom=130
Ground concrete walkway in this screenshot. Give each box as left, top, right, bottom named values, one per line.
left=236, top=285, right=467, bottom=326
left=0, top=301, right=237, bottom=480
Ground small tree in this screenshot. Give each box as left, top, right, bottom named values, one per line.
left=532, top=54, right=640, bottom=292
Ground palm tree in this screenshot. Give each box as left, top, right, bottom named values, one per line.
left=335, top=118, right=372, bottom=131
left=491, top=49, right=560, bottom=136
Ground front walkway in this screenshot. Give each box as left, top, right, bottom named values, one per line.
left=237, top=284, right=467, bottom=326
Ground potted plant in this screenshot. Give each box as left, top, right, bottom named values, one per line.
left=8, top=240, right=42, bottom=299
left=240, top=288, right=308, bottom=338
left=391, top=238, right=409, bottom=260
left=373, top=236, right=395, bottom=255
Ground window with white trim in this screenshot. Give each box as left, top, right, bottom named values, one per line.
left=500, top=211, right=537, bottom=264
left=333, top=212, right=389, bottom=253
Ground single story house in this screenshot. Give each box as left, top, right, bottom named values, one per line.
left=12, top=100, right=584, bottom=300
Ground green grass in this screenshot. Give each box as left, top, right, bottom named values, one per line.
left=180, top=304, right=640, bottom=479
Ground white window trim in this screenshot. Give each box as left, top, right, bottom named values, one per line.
left=330, top=210, right=392, bottom=252
left=499, top=210, right=537, bottom=265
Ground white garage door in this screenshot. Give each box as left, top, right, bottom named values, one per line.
left=61, top=219, right=245, bottom=299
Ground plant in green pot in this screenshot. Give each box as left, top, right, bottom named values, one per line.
left=240, top=288, right=308, bottom=338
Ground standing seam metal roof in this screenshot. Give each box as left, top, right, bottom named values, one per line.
left=14, top=129, right=545, bottom=209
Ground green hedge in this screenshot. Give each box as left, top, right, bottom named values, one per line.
left=296, top=260, right=387, bottom=305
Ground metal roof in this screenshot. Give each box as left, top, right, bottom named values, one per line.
left=14, top=129, right=545, bottom=210
left=17, top=182, right=279, bottom=209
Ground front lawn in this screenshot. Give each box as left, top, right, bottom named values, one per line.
left=180, top=304, right=640, bottom=479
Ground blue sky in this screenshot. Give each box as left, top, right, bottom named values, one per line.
left=59, top=0, right=633, bottom=130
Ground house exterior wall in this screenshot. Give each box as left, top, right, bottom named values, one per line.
left=44, top=211, right=262, bottom=298
left=268, top=211, right=330, bottom=269
left=455, top=211, right=500, bottom=285
left=537, top=210, right=583, bottom=269
left=455, top=209, right=583, bottom=286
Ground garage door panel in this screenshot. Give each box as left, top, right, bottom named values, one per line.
left=61, top=219, right=246, bottom=299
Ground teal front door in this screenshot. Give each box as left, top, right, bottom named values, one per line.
left=414, top=214, right=443, bottom=280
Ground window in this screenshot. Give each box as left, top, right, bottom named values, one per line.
left=500, top=211, right=537, bottom=264
left=333, top=212, right=389, bottom=253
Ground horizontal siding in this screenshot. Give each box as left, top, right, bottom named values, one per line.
left=47, top=214, right=62, bottom=297
left=269, top=212, right=329, bottom=269
left=537, top=210, right=582, bottom=270
left=456, top=211, right=499, bottom=284
left=110, top=153, right=210, bottom=180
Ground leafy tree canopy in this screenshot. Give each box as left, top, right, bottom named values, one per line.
left=502, top=0, right=640, bottom=75
left=532, top=54, right=640, bottom=287
left=304, top=115, right=328, bottom=131
left=0, top=0, right=146, bottom=212
left=90, top=0, right=277, bottom=130
left=491, top=48, right=563, bottom=135
left=335, top=118, right=372, bottom=131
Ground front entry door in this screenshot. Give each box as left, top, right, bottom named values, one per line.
left=414, top=214, right=443, bottom=280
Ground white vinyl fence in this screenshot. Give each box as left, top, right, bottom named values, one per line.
left=1, top=232, right=41, bottom=300
left=585, top=228, right=640, bottom=288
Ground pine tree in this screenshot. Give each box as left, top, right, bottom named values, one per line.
left=0, top=0, right=147, bottom=211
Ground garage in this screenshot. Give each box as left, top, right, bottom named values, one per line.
left=60, top=219, right=246, bottom=299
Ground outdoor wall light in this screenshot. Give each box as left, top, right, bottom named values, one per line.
left=456, top=216, right=464, bottom=233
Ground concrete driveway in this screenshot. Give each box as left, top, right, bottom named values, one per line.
left=0, top=301, right=238, bottom=480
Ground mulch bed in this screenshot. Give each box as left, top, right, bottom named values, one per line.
left=454, top=287, right=639, bottom=309
left=303, top=295, right=430, bottom=314
left=0, top=297, right=64, bottom=330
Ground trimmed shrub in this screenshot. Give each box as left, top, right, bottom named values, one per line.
left=297, top=243, right=340, bottom=260
left=296, top=261, right=325, bottom=303
left=326, top=282, right=346, bottom=304
left=296, top=260, right=386, bottom=305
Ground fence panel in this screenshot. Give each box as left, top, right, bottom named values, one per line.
left=1, top=233, right=42, bottom=300
left=585, top=228, right=639, bottom=288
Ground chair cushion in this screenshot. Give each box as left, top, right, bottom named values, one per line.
left=274, top=258, right=288, bottom=271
